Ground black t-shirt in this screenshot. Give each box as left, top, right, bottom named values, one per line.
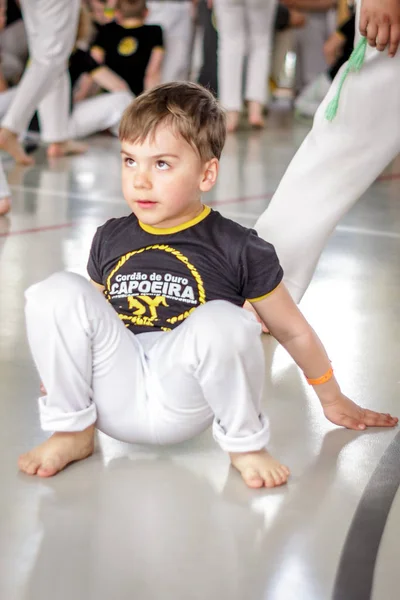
left=329, top=13, right=355, bottom=81
left=92, top=22, right=163, bottom=96
left=69, top=48, right=101, bottom=88
left=87, top=206, right=283, bottom=335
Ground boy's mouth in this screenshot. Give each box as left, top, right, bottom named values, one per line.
left=135, top=200, right=157, bottom=209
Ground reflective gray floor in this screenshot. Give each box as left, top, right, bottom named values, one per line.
left=1, top=108, right=400, bottom=600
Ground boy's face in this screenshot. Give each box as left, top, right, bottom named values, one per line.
left=120, top=125, right=218, bottom=229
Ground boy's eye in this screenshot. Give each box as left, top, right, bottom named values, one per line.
left=156, top=160, right=169, bottom=170
left=125, top=157, right=136, bottom=167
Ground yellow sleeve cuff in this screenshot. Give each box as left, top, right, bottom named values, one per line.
left=247, top=283, right=281, bottom=303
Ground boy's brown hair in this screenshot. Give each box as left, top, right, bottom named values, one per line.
left=116, top=0, right=147, bottom=19
left=119, top=82, right=227, bottom=161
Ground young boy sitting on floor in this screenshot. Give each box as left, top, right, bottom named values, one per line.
left=90, top=0, right=164, bottom=97
left=19, top=82, right=398, bottom=488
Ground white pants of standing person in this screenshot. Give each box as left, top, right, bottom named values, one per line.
left=294, top=9, right=336, bottom=91
left=1, top=0, right=80, bottom=143
left=25, top=272, right=269, bottom=452
left=213, top=0, right=277, bottom=112
left=254, top=3, right=400, bottom=304
left=146, top=0, right=193, bottom=82
left=0, top=88, right=133, bottom=140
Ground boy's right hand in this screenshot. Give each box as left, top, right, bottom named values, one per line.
left=322, top=393, right=398, bottom=430
left=360, top=0, right=400, bottom=57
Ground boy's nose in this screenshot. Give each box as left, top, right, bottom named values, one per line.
left=133, top=171, right=152, bottom=189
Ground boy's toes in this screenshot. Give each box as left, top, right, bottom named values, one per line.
left=36, top=456, right=63, bottom=478
left=18, top=454, right=40, bottom=476
left=37, top=466, right=58, bottom=478
left=242, top=468, right=264, bottom=489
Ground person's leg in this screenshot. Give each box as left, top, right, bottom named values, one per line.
left=67, top=91, right=134, bottom=139
left=213, top=0, right=245, bottom=131
left=295, top=11, right=333, bottom=91
left=0, top=0, right=80, bottom=164
left=146, top=1, right=193, bottom=82
left=19, top=272, right=154, bottom=477
left=255, top=11, right=400, bottom=303
left=197, top=0, right=219, bottom=94
left=146, top=301, right=290, bottom=488
left=245, top=0, right=277, bottom=127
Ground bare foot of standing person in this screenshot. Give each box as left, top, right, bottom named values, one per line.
left=0, top=196, right=11, bottom=216
left=0, top=128, right=35, bottom=165
left=247, top=100, right=265, bottom=129
left=47, top=140, right=88, bottom=158
left=226, top=110, right=240, bottom=133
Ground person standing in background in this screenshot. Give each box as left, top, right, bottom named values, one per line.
left=212, top=0, right=277, bottom=133
left=146, top=0, right=194, bottom=82
left=0, top=0, right=85, bottom=166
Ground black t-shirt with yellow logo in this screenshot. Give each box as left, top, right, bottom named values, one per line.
left=92, top=22, right=163, bottom=96
left=87, top=206, right=283, bottom=334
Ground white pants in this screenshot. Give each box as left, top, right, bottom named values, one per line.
left=2, top=0, right=80, bottom=142
left=255, top=7, right=400, bottom=303
left=0, top=88, right=133, bottom=139
left=25, top=272, right=269, bottom=453
left=68, top=91, right=134, bottom=138
left=213, top=0, right=277, bottom=110
left=146, top=1, right=193, bottom=82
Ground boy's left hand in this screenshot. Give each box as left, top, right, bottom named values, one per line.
left=322, top=394, right=398, bottom=430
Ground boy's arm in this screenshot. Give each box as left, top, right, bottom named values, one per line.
left=91, top=45, right=106, bottom=64
left=91, top=66, right=130, bottom=92
left=251, top=284, right=398, bottom=429
left=73, top=73, right=96, bottom=103
left=144, top=47, right=164, bottom=91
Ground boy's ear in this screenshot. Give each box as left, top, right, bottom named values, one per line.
left=200, top=158, right=219, bottom=192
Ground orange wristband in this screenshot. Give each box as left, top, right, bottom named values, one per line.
left=306, top=366, right=334, bottom=386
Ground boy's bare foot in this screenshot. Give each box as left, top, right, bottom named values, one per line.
left=18, top=425, right=95, bottom=477
left=243, top=300, right=269, bottom=333
left=226, top=110, right=240, bottom=133
left=47, top=140, right=88, bottom=158
left=230, top=449, right=290, bottom=489
left=0, top=128, right=35, bottom=165
left=0, top=196, right=11, bottom=216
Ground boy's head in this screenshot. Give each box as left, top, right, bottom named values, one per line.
left=115, top=0, right=147, bottom=20
left=119, top=82, right=226, bottom=230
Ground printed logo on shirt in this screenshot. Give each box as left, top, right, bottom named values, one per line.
left=118, top=37, right=138, bottom=56
left=105, top=244, right=206, bottom=331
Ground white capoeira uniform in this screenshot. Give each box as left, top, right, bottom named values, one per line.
left=1, top=0, right=80, bottom=143
left=213, top=0, right=277, bottom=111
left=0, top=87, right=133, bottom=140
left=255, top=1, right=400, bottom=303
left=25, top=272, right=270, bottom=453
left=146, top=0, right=193, bottom=82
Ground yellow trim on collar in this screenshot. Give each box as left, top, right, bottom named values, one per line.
left=139, top=205, right=211, bottom=235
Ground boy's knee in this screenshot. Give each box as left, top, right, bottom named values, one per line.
left=25, top=271, right=91, bottom=308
